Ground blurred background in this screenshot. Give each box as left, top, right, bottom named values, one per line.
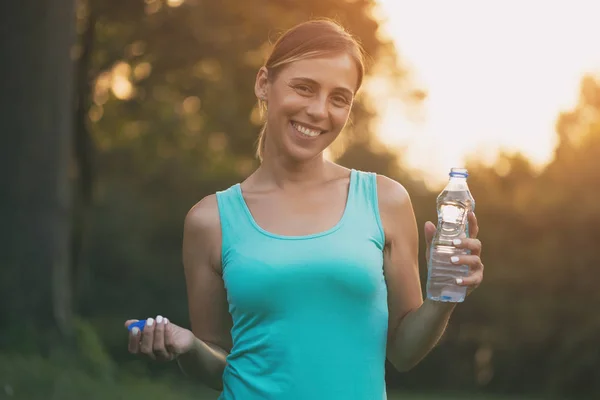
left=1, top=0, right=600, bottom=399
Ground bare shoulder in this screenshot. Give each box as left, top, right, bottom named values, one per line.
left=375, top=174, right=412, bottom=211
left=375, top=174, right=416, bottom=243
left=185, top=194, right=221, bottom=234
left=183, top=194, right=222, bottom=269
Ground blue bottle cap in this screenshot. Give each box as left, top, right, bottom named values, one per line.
left=127, top=320, right=147, bottom=332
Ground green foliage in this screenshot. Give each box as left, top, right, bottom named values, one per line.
left=0, top=353, right=220, bottom=400
left=72, top=317, right=118, bottom=380
left=0, top=353, right=529, bottom=399
left=402, top=74, right=600, bottom=399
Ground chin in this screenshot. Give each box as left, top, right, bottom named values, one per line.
left=281, top=145, right=323, bottom=163
left=281, top=121, right=332, bottom=161
left=284, top=139, right=330, bottom=163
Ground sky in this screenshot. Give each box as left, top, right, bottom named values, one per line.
left=373, top=0, right=600, bottom=187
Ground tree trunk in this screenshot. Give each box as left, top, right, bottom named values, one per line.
left=0, top=0, right=77, bottom=350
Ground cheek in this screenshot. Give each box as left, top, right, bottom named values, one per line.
left=278, top=93, right=308, bottom=114
left=266, top=97, right=295, bottom=123
left=331, top=107, right=352, bottom=129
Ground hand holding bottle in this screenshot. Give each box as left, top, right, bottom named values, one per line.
left=425, top=168, right=484, bottom=302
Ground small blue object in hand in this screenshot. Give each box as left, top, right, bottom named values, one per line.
left=127, top=320, right=146, bottom=332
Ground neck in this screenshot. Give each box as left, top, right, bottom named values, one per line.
left=257, top=152, right=329, bottom=189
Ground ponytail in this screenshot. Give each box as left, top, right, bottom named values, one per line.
left=255, top=98, right=268, bottom=161
left=256, top=124, right=267, bottom=161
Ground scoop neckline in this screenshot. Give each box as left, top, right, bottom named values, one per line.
left=234, top=169, right=356, bottom=240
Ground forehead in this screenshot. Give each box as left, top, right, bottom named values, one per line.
left=276, top=53, right=360, bottom=93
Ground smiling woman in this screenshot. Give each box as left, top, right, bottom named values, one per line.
left=124, top=18, right=485, bottom=400
left=255, top=53, right=359, bottom=161
left=254, top=19, right=366, bottom=162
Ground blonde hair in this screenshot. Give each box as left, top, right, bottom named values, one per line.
left=256, top=19, right=367, bottom=161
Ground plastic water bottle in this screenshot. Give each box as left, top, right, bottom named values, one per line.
left=426, top=167, right=475, bottom=303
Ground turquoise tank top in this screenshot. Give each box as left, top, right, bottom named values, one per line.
left=215, top=169, right=389, bottom=400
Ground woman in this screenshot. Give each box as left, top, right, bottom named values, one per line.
left=125, top=19, right=484, bottom=399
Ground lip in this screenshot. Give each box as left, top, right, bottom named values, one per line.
left=289, top=122, right=322, bottom=141
left=290, top=120, right=327, bottom=134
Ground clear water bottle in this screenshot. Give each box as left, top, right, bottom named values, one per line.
left=426, top=167, right=475, bottom=303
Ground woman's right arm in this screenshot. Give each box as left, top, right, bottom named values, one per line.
left=176, top=194, right=233, bottom=390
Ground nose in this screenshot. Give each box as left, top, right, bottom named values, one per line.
left=306, top=94, right=328, bottom=120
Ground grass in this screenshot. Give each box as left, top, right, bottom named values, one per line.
left=0, top=354, right=533, bottom=400
left=388, top=393, right=527, bottom=400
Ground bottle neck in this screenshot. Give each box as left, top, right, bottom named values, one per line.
left=446, top=176, right=468, bottom=190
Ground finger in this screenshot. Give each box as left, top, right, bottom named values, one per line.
left=128, top=325, right=141, bottom=354
left=457, top=269, right=483, bottom=287
left=424, top=221, right=436, bottom=245
left=140, top=317, right=156, bottom=359
left=452, top=238, right=482, bottom=256
left=467, top=212, right=479, bottom=238
left=164, top=318, right=176, bottom=355
left=153, top=315, right=171, bottom=361
left=450, top=255, right=483, bottom=270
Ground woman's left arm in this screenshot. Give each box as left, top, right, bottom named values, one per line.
left=377, top=175, right=483, bottom=372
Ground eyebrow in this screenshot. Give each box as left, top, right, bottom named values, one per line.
left=290, top=77, right=355, bottom=97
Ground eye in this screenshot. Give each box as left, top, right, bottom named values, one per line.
left=293, top=84, right=313, bottom=95
left=331, top=95, right=351, bottom=107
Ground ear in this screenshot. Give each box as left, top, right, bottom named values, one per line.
left=254, top=67, right=269, bottom=101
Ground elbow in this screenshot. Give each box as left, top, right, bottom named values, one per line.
left=386, top=333, right=419, bottom=372
left=388, top=354, right=420, bottom=373
left=386, top=340, right=425, bottom=373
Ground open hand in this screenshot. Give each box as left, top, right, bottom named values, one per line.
left=125, top=316, right=195, bottom=361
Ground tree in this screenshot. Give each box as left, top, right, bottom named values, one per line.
left=0, top=0, right=78, bottom=350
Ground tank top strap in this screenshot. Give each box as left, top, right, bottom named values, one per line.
left=215, top=184, right=254, bottom=257
left=344, top=169, right=385, bottom=248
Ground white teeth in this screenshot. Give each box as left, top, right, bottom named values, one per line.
left=292, top=122, right=321, bottom=137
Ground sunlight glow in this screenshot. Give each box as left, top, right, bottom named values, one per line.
left=111, top=76, right=134, bottom=100
left=375, top=0, right=600, bottom=187
left=167, top=0, right=184, bottom=7
left=182, top=96, right=202, bottom=114
left=145, top=0, right=162, bottom=15
left=133, top=62, right=152, bottom=81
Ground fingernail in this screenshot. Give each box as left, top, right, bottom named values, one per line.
left=451, top=256, right=459, bottom=263
left=132, top=327, right=140, bottom=336
left=156, top=315, right=163, bottom=324
left=146, top=317, right=154, bottom=326
left=456, top=278, right=463, bottom=285
left=164, top=318, right=169, bottom=324
left=453, top=239, right=461, bottom=245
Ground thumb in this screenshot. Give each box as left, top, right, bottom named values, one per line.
left=124, top=319, right=139, bottom=328
left=424, top=221, right=436, bottom=245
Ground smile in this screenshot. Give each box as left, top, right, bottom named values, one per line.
left=291, top=121, right=324, bottom=138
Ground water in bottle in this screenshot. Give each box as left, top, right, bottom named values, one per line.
left=426, top=167, right=475, bottom=303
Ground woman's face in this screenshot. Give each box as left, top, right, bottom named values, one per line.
left=256, top=53, right=360, bottom=162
